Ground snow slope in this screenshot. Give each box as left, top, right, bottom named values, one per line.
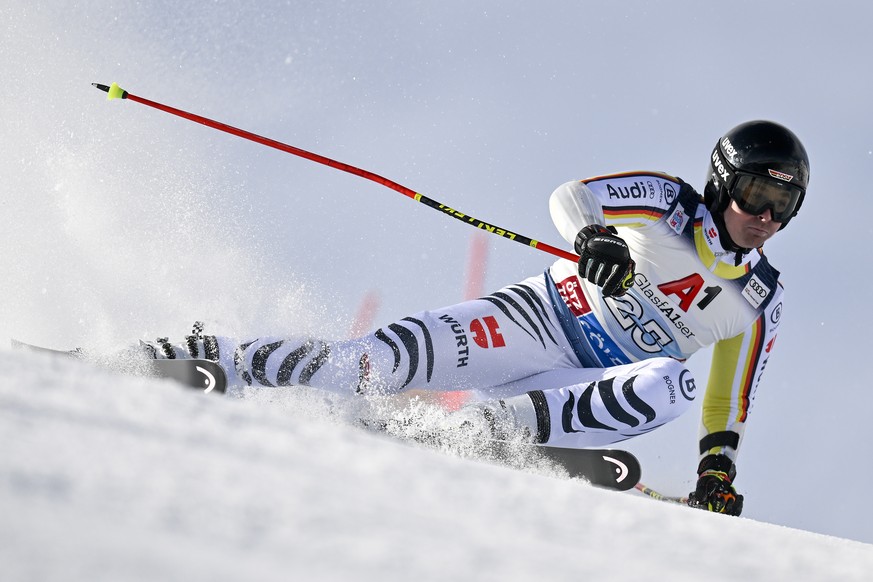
left=3, top=350, right=871, bottom=581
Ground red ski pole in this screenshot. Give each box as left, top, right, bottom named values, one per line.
left=92, top=82, right=579, bottom=263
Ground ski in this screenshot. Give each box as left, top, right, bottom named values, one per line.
left=528, top=445, right=640, bottom=491
left=11, top=339, right=227, bottom=394
left=144, top=358, right=227, bottom=394
left=358, top=418, right=640, bottom=491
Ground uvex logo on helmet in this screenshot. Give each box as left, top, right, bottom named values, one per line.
left=711, top=149, right=731, bottom=183
left=721, top=137, right=738, bottom=160
left=768, top=169, right=794, bottom=182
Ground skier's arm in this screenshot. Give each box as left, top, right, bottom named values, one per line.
left=699, top=285, right=783, bottom=462
left=549, top=180, right=608, bottom=245
left=549, top=173, right=680, bottom=246
left=690, top=340, right=758, bottom=517
left=688, top=297, right=780, bottom=517
left=699, top=338, right=753, bottom=462
left=549, top=174, right=679, bottom=298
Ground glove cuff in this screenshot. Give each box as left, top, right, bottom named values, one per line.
left=697, top=454, right=737, bottom=482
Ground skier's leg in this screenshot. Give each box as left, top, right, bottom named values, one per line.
left=455, top=357, right=698, bottom=448
left=142, top=275, right=581, bottom=396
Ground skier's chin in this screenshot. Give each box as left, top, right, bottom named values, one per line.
left=735, top=226, right=775, bottom=249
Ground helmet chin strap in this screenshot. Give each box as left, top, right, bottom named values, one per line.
left=710, top=202, right=751, bottom=266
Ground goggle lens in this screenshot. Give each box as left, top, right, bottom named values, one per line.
left=730, top=174, right=803, bottom=223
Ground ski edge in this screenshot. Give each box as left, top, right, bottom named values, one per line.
left=10, top=339, right=228, bottom=394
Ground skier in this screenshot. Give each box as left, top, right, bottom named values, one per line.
left=140, top=120, right=808, bottom=516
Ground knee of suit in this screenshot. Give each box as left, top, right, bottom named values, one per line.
left=641, top=357, right=698, bottom=421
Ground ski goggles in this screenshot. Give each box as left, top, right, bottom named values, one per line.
left=728, top=173, right=804, bottom=223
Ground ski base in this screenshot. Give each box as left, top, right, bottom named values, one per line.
left=11, top=339, right=228, bottom=394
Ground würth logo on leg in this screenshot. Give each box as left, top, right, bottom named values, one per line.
left=470, top=316, right=506, bottom=348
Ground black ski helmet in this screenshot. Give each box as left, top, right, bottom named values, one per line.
left=704, top=120, right=809, bottom=229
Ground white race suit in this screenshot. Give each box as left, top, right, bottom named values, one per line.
left=151, top=172, right=783, bottom=462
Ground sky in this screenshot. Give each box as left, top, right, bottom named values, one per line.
left=2, top=0, right=873, bottom=547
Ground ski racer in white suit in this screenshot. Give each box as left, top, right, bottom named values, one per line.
left=144, top=121, right=809, bottom=516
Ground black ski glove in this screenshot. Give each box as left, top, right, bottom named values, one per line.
left=574, top=224, right=635, bottom=298
left=687, top=454, right=744, bottom=516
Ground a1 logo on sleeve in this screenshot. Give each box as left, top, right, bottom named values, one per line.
left=742, top=274, right=771, bottom=308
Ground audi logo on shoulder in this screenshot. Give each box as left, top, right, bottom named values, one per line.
left=742, top=275, right=771, bottom=308
left=748, top=279, right=768, bottom=298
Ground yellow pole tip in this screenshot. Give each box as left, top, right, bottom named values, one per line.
left=107, top=82, right=126, bottom=100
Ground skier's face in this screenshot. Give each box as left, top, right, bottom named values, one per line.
left=723, top=200, right=782, bottom=249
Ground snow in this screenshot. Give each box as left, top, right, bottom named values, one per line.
left=0, top=353, right=873, bottom=580
left=4, top=0, right=873, bottom=577
left=3, top=351, right=872, bottom=581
